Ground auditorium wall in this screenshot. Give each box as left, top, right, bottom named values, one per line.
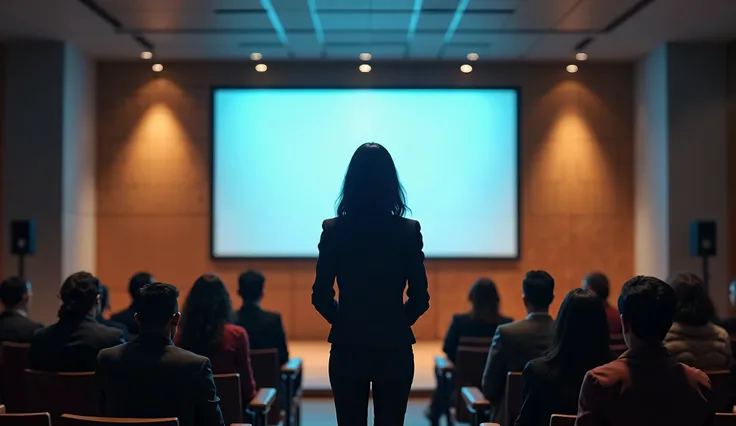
left=96, top=61, right=635, bottom=339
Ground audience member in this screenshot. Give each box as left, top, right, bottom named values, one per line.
left=235, top=270, right=289, bottom=366
left=582, top=272, right=622, bottom=334
left=110, top=272, right=155, bottom=335
left=0, top=276, right=42, bottom=343
left=481, top=270, right=555, bottom=423
left=516, top=289, right=611, bottom=426
left=723, top=277, right=736, bottom=334
left=97, top=283, right=224, bottom=426
left=663, top=272, right=731, bottom=370
left=97, top=284, right=130, bottom=340
left=576, top=276, right=712, bottom=426
left=29, top=272, right=124, bottom=372
left=176, top=274, right=257, bottom=410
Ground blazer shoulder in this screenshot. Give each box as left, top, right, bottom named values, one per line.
left=224, top=323, right=247, bottom=339
left=450, top=313, right=472, bottom=325
left=322, top=218, right=338, bottom=230
left=93, top=322, right=125, bottom=341
left=169, top=345, right=211, bottom=367
left=586, top=359, right=629, bottom=388
left=681, top=363, right=712, bottom=390
left=98, top=342, right=127, bottom=360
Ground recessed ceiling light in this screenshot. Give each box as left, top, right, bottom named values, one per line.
left=250, top=52, right=263, bottom=61
left=359, top=53, right=372, bottom=61
left=140, top=51, right=153, bottom=60
left=460, top=64, right=473, bottom=73
left=467, top=53, right=479, bottom=61
left=575, top=52, right=588, bottom=61
left=255, top=63, right=268, bottom=72
left=152, top=63, right=163, bottom=72
left=566, top=64, right=579, bottom=73
left=359, top=64, right=372, bottom=73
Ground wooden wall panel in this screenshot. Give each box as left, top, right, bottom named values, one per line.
left=96, top=61, right=635, bottom=340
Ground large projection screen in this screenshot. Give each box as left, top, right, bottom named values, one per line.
left=212, top=88, right=519, bottom=259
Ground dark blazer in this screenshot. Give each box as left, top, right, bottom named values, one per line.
left=515, top=358, right=586, bottom=426
left=29, top=315, right=124, bottom=372
left=96, top=315, right=130, bottom=341
left=312, top=216, right=430, bottom=347
left=481, top=314, right=554, bottom=421
left=235, top=305, right=289, bottom=366
left=109, top=306, right=139, bottom=335
left=97, top=333, right=224, bottom=426
left=443, top=313, right=513, bottom=363
left=576, top=346, right=712, bottom=426
left=0, top=310, right=43, bottom=343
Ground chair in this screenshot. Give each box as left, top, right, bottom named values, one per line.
left=0, top=343, right=31, bottom=412
left=550, top=414, right=576, bottom=426
left=716, top=412, right=736, bottom=426
left=707, top=370, right=731, bottom=413
left=249, top=388, right=277, bottom=426
left=609, top=334, right=626, bottom=357
left=433, top=356, right=455, bottom=426
left=454, top=346, right=492, bottom=423
left=61, top=414, right=178, bottom=426
left=250, top=349, right=282, bottom=425
left=0, top=407, right=4, bottom=414
left=280, top=358, right=303, bottom=426
left=24, top=370, right=98, bottom=421
left=214, top=374, right=243, bottom=425
left=461, top=387, right=489, bottom=426
left=505, top=372, right=524, bottom=426
left=0, top=413, right=51, bottom=426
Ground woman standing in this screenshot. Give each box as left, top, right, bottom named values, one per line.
left=312, top=143, right=430, bottom=426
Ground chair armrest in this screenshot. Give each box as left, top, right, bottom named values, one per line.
left=461, top=386, right=490, bottom=412
left=0, top=405, right=5, bottom=414
left=249, top=388, right=277, bottom=412
left=434, top=356, right=455, bottom=373
left=281, top=358, right=303, bottom=376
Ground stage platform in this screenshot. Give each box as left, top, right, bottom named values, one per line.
left=291, top=341, right=444, bottom=396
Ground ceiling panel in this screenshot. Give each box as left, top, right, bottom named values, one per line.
left=110, top=12, right=276, bottom=30
left=408, top=33, right=446, bottom=56
left=524, top=34, right=593, bottom=59
left=319, top=13, right=370, bottom=30
left=325, top=43, right=406, bottom=58
left=316, top=0, right=415, bottom=10
left=323, top=31, right=409, bottom=44
left=502, top=0, right=580, bottom=29
left=452, top=33, right=538, bottom=57
left=456, top=13, right=510, bottom=31
left=556, top=0, right=644, bottom=30
left=442, top=43, right=492, bottom=59
left=466, top=0, right=519, bottom=11
left=416, top=12, right=455, bottom=31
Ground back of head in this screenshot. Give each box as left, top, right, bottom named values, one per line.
left=58, top=272, right=100, bottom=321
left=522, top=270, right=554, bottom=310
left=667, top=271, right=714, bottom=327
left=179, top=274, right=233, bottom=357
left=336, top=143, right=408, bottom=218
left=0, top=276, right=29, bottom=309
left=129, top=272, right=155, bottom=302
left=468, top=277, right=501, bottom=320
left=618, top=275, right=677, bottom=345
left=584, top=272, right=610, bottom=301
left=136, top=282, right=179, bottom=330
left=238, top=270, right=265, bottom=304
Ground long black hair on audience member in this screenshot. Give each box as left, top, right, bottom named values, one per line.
left=667, top=271, right=715, bottom=326
left=468, top=277, right=503, bottom=323
left=336, top=143, right=408, bottom=217
left=58, top=271, right=101, bottom=321
left=179, top=274, right=233, bottom=359
left=545, top=288, right=611, bottom=374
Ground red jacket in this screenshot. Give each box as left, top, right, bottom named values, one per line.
left=604, top=302, right=623, bottom=334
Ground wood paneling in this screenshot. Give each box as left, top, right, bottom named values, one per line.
left=96, top=61, right=635, bottom=339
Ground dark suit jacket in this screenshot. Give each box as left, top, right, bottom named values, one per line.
left=235, top=305, right=289, bottom=366
left=481, top=314, right=554, bottom=421
left=0, top=310, right=43, bottom=343
left=312, top=216, right=430, bottom=347
left=515, top=358, right=587, bottom=426
left=443, top=313, right=513, bottom=362
left=109, top=306, right=139, bottom=335
left=96, top=315, right=130, bottom=341
left=29, top=315, right=125, bottom=372
left=97, top=333, right=224, bottom=426
left=576, top=346, right=712, bottom=426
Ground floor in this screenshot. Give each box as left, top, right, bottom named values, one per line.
left=300, top=397, right=432, bottom=426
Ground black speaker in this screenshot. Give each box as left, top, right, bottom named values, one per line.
left=690, top=220, right=716, bottom=257
left=10, top=220, right=36, bottom=256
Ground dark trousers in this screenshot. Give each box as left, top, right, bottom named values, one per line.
left=329, top=345, right=414, bottom=426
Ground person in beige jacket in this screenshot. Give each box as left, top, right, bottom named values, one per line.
left=664, top=271, right=732, bottom=371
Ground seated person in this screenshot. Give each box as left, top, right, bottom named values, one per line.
left=482, top=270, right=555, bottom=423
left=577, top=276, right=712, bottom=426
left=29, top=272, right=124, bottom=372
left=583, top=271, right=623, bottom=334
left=664, top=271, right=731, bottom=371
left=0, top=276, right=43, bottom=343
left=176, top=274, right=257, bottom=410
left=97, top=282, right=224, bottom=426
left=516, top=289, right=611, bottom=426
left=110, top=271, right=154, bottom=336
left=235, top=270, right=289, bottom=366
left=97, top=284, right=130, bottom=340
left=721, top=276, right=736, bottom=334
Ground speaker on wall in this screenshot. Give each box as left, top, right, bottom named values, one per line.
left=689, top=220, right=716, bottom=257
left=10, top=220, right=36, bottom=256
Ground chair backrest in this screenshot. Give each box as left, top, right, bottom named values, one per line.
left=24, top=370, right=98, bottom=419
left=213, top=374, right=242, bottom=425
left=706, top=370, right=731, bottom=413
left=609, top=334, right=627, bottom=357
left=1, top=343, right=31, bottom=412
left=453, top=345, right=490, bottom=423
left=505, top=371, right=524, bottom=426
left=61, top=414, right=178, bottom=426
left=250, top=349, right=281, bottom=425
left=458, top=337, right=493, bottom=348
left=0, top=412, right=52, bottom=426
left=549, top=414, right=577, bottom=426
left=716, top=413, right=736, bottom=426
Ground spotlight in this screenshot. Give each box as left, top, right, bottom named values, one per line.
left=359, top=64, right=372, bottom=73
left=466, top=52, right=479, bottom=61
left=575, top=52, right=588, bottom=61
left=255, top=63, right=268, bottom=72
left=152, top=63, right=163, bottom=72
left=359, top=53, right=372, bottom=61
left=566, top=64, right=579, bottom=73
left=140, top=51, right=153, bottom=60
left=250, top=52, right=263, bottom=61
left=460, top=64, right=473, bottom=73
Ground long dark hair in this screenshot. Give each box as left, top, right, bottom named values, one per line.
left=58, top=272, right=100, bottom=321
left=545, top=289, right=611, bottom=374
left=667, top=271, right=715, bottom=326
left=469, top=278, right=502, bottom=322
left=179, top=274, right=233, bottom=359
left=336, top=143, right=408, bottom=217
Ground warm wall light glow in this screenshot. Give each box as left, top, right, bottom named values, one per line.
left=140, top=51, right=153, bottom=60
left=250, top=52, right=263, bottom=61
left=359, top=64, right=372, bottom=73
left=460, top=64, right=473, bottom=73
left=359, top=53, right=372, bottom=61
left=152, top=64, right=164, bottom=72
left=467, top=53, right=479, bottom=61
left=255, top=64, right=268, bottom=72
left=566, top=64, right=579, bottom=73
left=575, top=52, right=588, bottom=61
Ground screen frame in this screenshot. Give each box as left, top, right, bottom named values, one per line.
left=209, top=85, right=522, bottom=261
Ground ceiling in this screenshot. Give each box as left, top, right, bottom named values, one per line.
left=0, top=0, right=735, bottom=60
